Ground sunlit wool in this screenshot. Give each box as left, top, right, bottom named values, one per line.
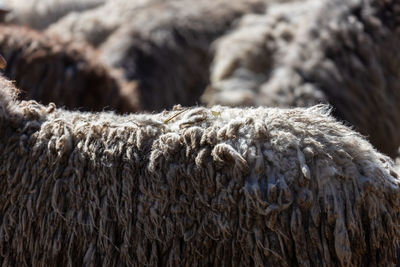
left=203, top=0, right=400, bottom=157
left=0, top=77, right=399, bottom=266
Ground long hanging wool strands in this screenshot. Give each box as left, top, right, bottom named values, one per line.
left=0, top=77, right=399, bottom=266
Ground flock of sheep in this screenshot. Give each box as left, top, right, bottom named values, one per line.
left=0, top=0, right=400, bottom=266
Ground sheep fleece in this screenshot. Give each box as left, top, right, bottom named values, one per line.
left=0, top=78, right=400, bottom=266
left=0, top=25, right=138, bottom=114
left=203, top=0, right=400, bottom=158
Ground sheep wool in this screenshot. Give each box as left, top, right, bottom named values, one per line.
left=3, top=0, right=106, bottom=30
left=49, top=0, right=265, bottom=110
left=203, top=0, right=400, bottom=158
left=46, top=0, right=166, bottom=47
left=0, top=25, right=139, bottom=114
left=0, top=76, right=399, bottom=266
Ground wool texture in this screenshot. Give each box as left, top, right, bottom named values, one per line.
left=203, top=0, right=400, bottom=158
left=0, top=76, right=399, bottom=266
left=0, top=25, right=139, bottom=114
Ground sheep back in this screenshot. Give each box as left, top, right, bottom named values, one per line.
left=0, top=78, right=399, bottom=266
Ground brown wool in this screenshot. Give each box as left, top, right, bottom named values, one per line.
left=0, top=25, right=139, bottom=114
left=0, top=77, right=399, bottom=266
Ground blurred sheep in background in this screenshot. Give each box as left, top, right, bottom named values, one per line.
left=203, top=0, right=400, bottom=158
left=0, top=25, right=139, bottom=113
left=2, top=0, right=106, bottom=30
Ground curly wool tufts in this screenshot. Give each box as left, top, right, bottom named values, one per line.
left=0, top=78, right=399, bottom=266
left=203, top=0, right=400, bottom=158
left=0, top=76, right=19, bottom=121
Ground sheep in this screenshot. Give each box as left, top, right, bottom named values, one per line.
left=46, top=0, right=166, bottom=47
left=203, top=0, right=400, bottom=158
left=203, top=0, right=324, bottom=107
left=2, top=0, right=106, bottom=30
left=0, top=25, right=139, bottom=113
left=47, top=0, right=265, bottom=111
left=0, top=76, right=399, bottom=266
